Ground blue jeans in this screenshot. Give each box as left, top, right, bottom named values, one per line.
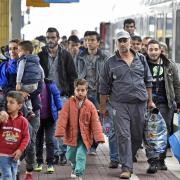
left=107, top=102, right=119, bottom=162
left=88, top=94, right=99, bottom=150
left=0, top=156, right=17, bottom=180
left=54, top=96, right=67, bottom=156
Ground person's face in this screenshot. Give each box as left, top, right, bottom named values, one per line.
left=18, top=46, right=27, bottom=58
left=147, top=43, right=161, bottom=63
left=141, top=38, right=151, bottom=54
left=7, top=97, right=21, bottom=115
left=131, top=40, right=142, bottom=52
left=74, top=85, right=87, bottom=101
left=86, top=35, right=99, bottom=51
left=68, top=41, right=80, bottom=55
left=124, top=23, right=135, bottom=35
left=116, top=38, right=131, bottom=53
left=46, top=32, right=59, bottom=49
left=9, top=42, right=19, bottom=59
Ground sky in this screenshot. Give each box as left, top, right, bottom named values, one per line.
left=21, top=0, right=142, bottom=40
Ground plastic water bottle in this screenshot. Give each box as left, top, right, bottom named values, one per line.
left=103, top=111, right=110, bottom=135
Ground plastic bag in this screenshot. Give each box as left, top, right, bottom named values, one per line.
left=144, top=108, right=167, bottom=154
left=169, top=113, right=180, bottom=163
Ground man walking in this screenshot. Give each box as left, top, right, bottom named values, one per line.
left=99, top=30, right=154, bottom=179
left=38, top=27, right=77, bottom=165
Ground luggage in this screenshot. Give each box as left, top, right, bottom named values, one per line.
left=144, top=108, right=167, bottom=154
left=169, top=113, right=180, bottom=163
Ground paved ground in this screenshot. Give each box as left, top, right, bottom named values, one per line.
left=18, top=138, right=180, bottom=180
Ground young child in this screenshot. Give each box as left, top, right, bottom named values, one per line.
left=34, top=79, right=63, bottom=174
left=16, top=40, right=43, bottom=117
left=55, top=79, right=105, bottom=180
left=0, top=91, right=30, bottom=180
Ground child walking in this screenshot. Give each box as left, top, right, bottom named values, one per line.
left=16, top=40, right=43, bottom=117
left=0, top=91, right=30, bottom=180
left=34, top=79, right=63, bottom=174
left=55, top=79, right=105, bottom=180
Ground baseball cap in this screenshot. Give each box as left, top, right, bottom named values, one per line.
left=115, top=30, right=131, bottom=40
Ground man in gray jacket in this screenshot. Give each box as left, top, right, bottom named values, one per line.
left=99, top=30, right=155, bottom=179
left=146, top=39, right=180, bottom=173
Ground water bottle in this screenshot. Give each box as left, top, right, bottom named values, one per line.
left=103, top=111, right=110, bottom=135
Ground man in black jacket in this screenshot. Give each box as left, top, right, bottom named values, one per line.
left=38, top=27, right=77, bottom=165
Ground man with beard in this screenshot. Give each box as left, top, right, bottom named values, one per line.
left=38, top=27, right=77, bottom=166
left=146, top=39, right=180, bottom=173
left=99, top=30, right=155, bottom=179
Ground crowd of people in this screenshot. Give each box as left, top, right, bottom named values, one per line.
left=0, top=18, right=179, bottom=180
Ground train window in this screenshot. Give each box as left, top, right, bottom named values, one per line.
left=165, top=12, right=173, bottom=59
left=175, top=9, right=180, bottom=63
left=156, top=13, right=164, bottom=41
left=149, top=16, right=155, bottom=37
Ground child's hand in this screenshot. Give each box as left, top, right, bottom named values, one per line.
left=0, top=111, right=9, bottom=123
left=12, top=149, right=22, bottom=161
left=16, top=83, right=21, bottom=91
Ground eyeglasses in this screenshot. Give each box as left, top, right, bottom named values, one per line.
left=118, top=38, right=129, bottom=43
left=46, top=36, right=57, bottom=40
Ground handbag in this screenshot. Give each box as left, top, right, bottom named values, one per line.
left=169, top=113, right=180, bottom=163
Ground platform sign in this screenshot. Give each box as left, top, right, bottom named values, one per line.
left=26, top=0, right=50, bottom=7
left=43, top=0, right=79, bottom=3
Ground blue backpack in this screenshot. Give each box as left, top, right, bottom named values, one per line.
left=169, top=113, right=180, bottom=163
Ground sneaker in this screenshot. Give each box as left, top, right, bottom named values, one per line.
left=59, top=154, right=67, bottom=165
left=71, top=171, right=77, bottom=178
left=24, top=173, right=33, bottom=180
left=120, top=170, right=131, bottom=179
left=146, top=159, right=157, bottom=174
left=108, top=161, right=119, bottom=168
left=47, top=165, right=54, bottom=174
left=158, top=160, right=168, bottom=170
left=75, top=176, right=82, bottom=180
left=87, top=148, right=97, bottom=155
left=34, top=164, right=43, bottom=172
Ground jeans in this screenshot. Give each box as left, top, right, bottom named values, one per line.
left=0, top=156, right=17, bottom=180
left=54, top=96, right=67, bottom=156
left=36, top=119, right=55, bottom=165
left=88, top=94, right=99, bottom=150
left=106, top=102, right=119, bottom=162
left=66, top=137, right=87, bottom=176
left=25, top=110, right=40, bottom=172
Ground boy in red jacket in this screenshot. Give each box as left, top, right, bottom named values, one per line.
left=0, top=91, right=30, bottom=180
left=55, top=79, right=105, bottom=180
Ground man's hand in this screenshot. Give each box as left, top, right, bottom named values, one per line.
left=99, top=106, right=107, bottom=115
left=12, top=149, right=22, bottom=161
left=147, top=100, right=156, bottom=110
left=16, top=83, right=21, bottom=91
left=19, top=91, right=30, bottom=98
left=0, top=111, right=9, bottom=123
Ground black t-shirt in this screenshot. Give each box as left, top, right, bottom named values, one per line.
left=148, top=61, right=167, bottom=103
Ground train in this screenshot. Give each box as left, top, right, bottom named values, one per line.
left=100, top=0, right=180, bottom=65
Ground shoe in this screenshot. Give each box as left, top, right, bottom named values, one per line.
left=146, top=159, right=157, bottom=174
left=108, top=161, right=119, bottom=168
left=71, top=171, right=77, bottom=178
left=24, top=173, right=33, bottom=180
left=75, top=176, right=82, bottom=180
left=87, top=148, right=97, bottom=155
left=47, top=165, right=54, bottom=174
left=34, top=164, right=43, bottom=172
left=120, top=170, right=131, bottom=179
left=59, top=154, right=67, bottom=165
left=53, top=156, right=59, bottom=165
left=158, top=159, right=168, bottom=170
